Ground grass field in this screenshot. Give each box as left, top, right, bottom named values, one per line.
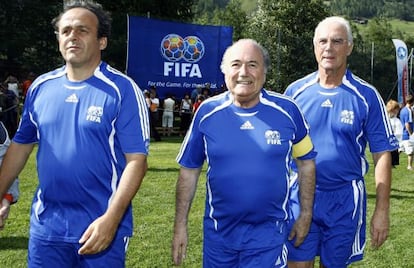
left=388, top=19, right=414, bottom=36
left=0, top=136, right=413, bottom=267
left=354, top=18, right=414, bottom=37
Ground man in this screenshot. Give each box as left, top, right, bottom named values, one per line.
left=386, top=99, right=403, bottom=167
left=0, top=121, right=19, bottom=226
left=0, top=82, right=19, bottom=138
left=284, top=16, right=397, bottom=268
left=149, top=88, right=162, bottom=141
left=22, top=72, right=36, bottom=102
left=399, top=94, right=414, bottom=170
left=172, top=39, right=316, bottom=267
left=162, top=93, right=176, bottom=136
left=0, top=1, right=150, bottom=267
left=190, top=85, right=202, bottom=104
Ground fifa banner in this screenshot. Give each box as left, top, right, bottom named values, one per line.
left=392, top=39, right=409, bottom=104
left=126, top=16, right=233, bottom=99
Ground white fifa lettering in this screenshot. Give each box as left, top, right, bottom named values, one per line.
left=163, top=62, right=202, bottom=78
left=164, top=62, right=174, bottom=76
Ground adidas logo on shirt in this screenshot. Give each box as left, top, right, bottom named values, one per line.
left=65, top=94, right=79, bottom=103
left=321, top=99, right=332, bottom=108
left=240, top=120, right=254, bottom=130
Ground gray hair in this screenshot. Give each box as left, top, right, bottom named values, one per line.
left=313, top=16, right=353, bottom=45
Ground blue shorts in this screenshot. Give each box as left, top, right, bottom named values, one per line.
left=287, top=178, right=366, bottom=268
left=203, top=239, right=288, bottom=268
left=28, top=235, right=130, bottom=268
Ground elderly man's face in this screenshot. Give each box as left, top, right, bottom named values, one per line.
left=222, top=40, right=266, bottom=107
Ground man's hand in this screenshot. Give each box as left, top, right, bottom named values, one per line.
left=78, top=214, right=118, bottom=255
left=172, top=224, right=188, bottom=266
left=288, top=213, right=312, bottom=247
left=370, top=209, right=389, bottom=249
left=0, top=198, right=11, bottom=230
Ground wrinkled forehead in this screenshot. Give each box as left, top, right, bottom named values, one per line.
left=315, top=21, right=347, bottom=39
left=227, top=41, right=263, bottom=64
left=58, top=7, right=98, bottom=30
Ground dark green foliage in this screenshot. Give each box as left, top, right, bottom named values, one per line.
left=0, top=0, right=194, bottom=80
left=247, top=0, right=330, bottom=92
left=0, top=0, right=62, bottom=78
left=1, top=0, right=414, bottom=102
left=329, top=0, right=414, bottom=21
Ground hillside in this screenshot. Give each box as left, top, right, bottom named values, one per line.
left=389, top=19, right=414, bottom=36
left=355, top=18, right=414, bottom=37
left=237, top=1, right=414, bottom=37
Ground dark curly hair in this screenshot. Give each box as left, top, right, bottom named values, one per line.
left=52, top=0, right=112, bottom=39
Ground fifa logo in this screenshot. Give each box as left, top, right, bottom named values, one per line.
left=265, top=130, right=281, bottom=145
left=160, top=34, right=205, bottom=78
left=86, top=106, right=103, bottom=123
left=340, top=110, right=354, bottom=125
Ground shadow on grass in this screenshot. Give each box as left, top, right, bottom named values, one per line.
left=147, top=167, right=180, bottom=172
left=0, top=236, right=28, bottom=250
left=368, top=190, right=414, bottom=200
left=151, top=136, right=184, bottom=144
left=391, top=188, right=414, bottom=194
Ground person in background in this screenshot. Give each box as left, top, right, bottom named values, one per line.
left=192, top=94, right=204, bottom=114
left=162, top=93, right=175, bottom=136
left=144, top=89, right=160, bottom=141
left=22, top=72, right=36, bottom=102
left=179, top=93, right=192, bottom=136
left=0, top=1, right=150, bottom=267
left=172, top=38, right=316, bottom=267
left=386, top=99, right=403, bottom=167
left=190, top=85, right=202, bottom=104
left=0, top=121, right=19, bottom=228
left=201, top=86, right=211, bottom=100
left=284, top=16, right=397, bottom=268
left=0, top=82, right=19, bottom=138
left=149, top=89, right=161, bottom=141
left=399, top=94, right=414, bottom=170
left=4, top=75, right=20, bottom=98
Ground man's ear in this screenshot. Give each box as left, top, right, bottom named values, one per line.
left=347, top=43, right=354, bottom=56
left=99, top=37, right=107, bottom=50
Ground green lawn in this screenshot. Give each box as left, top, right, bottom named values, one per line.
left=354, top=18, right=414, bottom=37
left=389, top=19, right=414, bottom=36
left=0, top=136, right=413, bottom=267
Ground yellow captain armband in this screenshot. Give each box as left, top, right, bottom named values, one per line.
left=292, top=135, right=313, bottom=158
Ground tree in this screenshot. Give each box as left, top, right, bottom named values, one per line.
left=350, top=17, right=414, bottom=100
left=0, top=0, right=62, bottom=79
left=247, top=0, right=329, bottom=92
left=203, top=0, right=248, bottom=41
left=0, top=0, right=195, bottom=79
left=330, top=0, right=380, bottom=18
left=86, top=0, right=195, bottom=72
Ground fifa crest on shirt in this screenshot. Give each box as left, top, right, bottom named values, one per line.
left=340, top=110, right=354, bottom=125
left=86, top=106, right=103, bottom=123
left=265, top=130, right=281, bottom=145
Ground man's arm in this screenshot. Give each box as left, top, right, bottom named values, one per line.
left=0, top=142, right=34, bottom=229
left=288, top=158, right=315, bottom=247
left=172, top=167, right=201, bottom=266
left=405, top=122, right=413, bottom=136
left=78, top=153, right=147, bottom=255
left=370, top=151, right=392, bottom=249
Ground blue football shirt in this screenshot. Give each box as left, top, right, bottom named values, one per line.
left=177, top=89, right=316, bottom=249
left=14, top=62, right=150, bottom=242
left=285, top=69, right=398, bottom=190
left=400, top=106, right=413, bottom=140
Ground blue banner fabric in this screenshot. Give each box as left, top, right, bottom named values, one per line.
left=126, top=16, right=233, bottom=100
